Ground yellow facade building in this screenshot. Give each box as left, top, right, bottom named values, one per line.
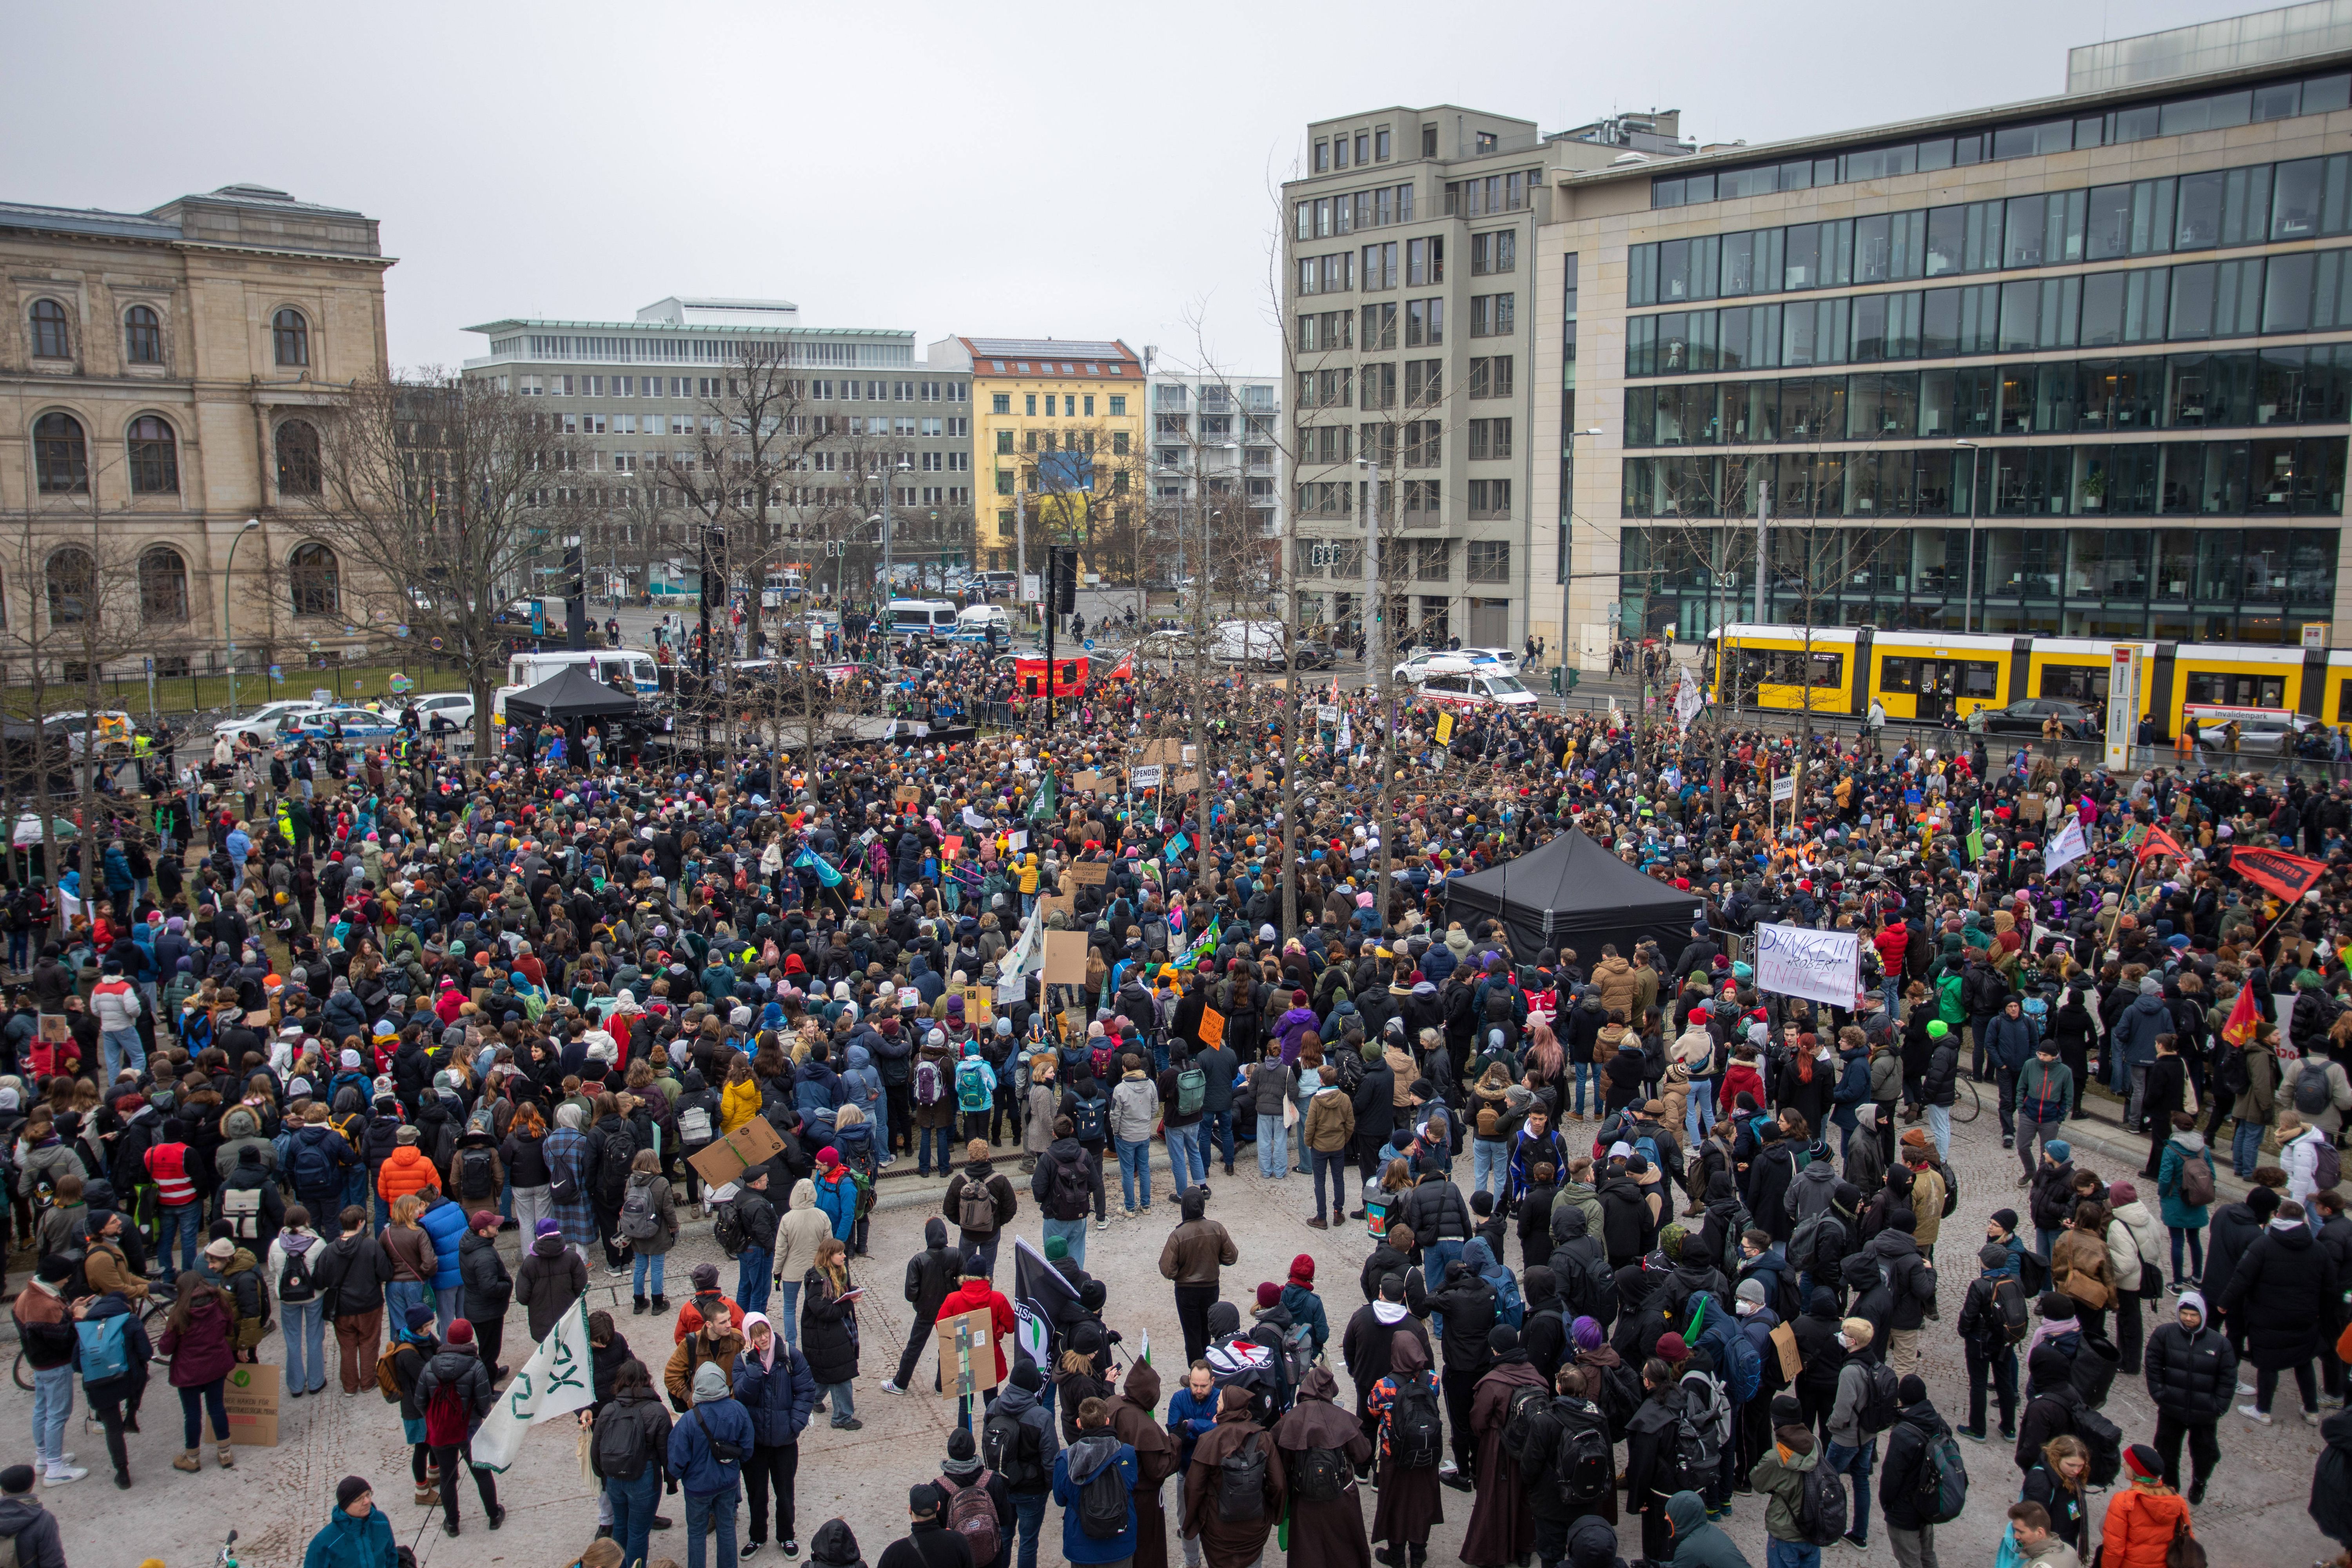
left=926, top=336, right=1145, bottom=572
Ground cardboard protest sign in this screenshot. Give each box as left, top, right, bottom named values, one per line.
left=1043, top=930, right=1091, bottom=985
left=1074, top=770, right=1103, bottom=791
left=961, top=986, right=993, bottom=1025
left=935, top=1306, right=1001, bottom=1399
left=686, top=1117, right=786, bottom=1189
left=1171, top=773, right=1201, bottom=793
left=1038, top=892, right=1074, bottom=921
left=225, top=1363, right=280, bottom=1446
left=1139, top=738, right=1184, bottom=766
left=1067, top=861, right=1109, bottom=886
left=1196, top=1008, right=1226, bottom=1049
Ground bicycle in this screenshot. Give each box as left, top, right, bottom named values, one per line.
left=12, top=1283, right=174, bottom=1391
left=1951, top=1077, right=1984, bottom=1124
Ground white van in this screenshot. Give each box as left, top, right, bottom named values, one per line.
left=954, top=604, right=1011, bottom=641
left=1416, top=666, right=1538, bottom=709
left=888, top=599, right=960, bottom=638
left=492, top=648, right=660, bottom=733
left=1211, top=619, right=1287, bottom=671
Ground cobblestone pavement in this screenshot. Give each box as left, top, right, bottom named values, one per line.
left=5, top=1089, right=2342, bottom=1567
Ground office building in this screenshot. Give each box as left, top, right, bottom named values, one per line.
left=1145, top=365, right=1284, bottom=585
left=925, top=336, right=1147, bottom=575
left=0, top=183, right=391, bottom=675
left=464, top=299, right=973, bottom=595
left=1530, top=0, right=2352, bottom=669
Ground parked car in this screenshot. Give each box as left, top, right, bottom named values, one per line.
left=286, top=706, right=401, bottom=743
left=402, top=693, right=476, bottom=733
left=1976, top=698, right=2099, bottom=739
left=1392, top=649, right=1502, bottom=685
left=214, top=700, right=327, bottom=746
left=43, top=711, right=137, bottom=760
left=1455, top=645, right=1523, bottom=673
left=1295, top=638, right=1338, bottom=670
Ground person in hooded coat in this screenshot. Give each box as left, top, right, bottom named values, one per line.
left=1462, top=1324, right=1546, bottom=1567
left=1366, top=1334, right=1445, bottom=1563
left=1564, top=1512, right=1630, bottom=1568
left=1270, top=1364, right=1373, bottom=1567
left=2143, top=1290, right=2235, bottom=1501
left=1622, top=1356, right=1690, bottom=1564
left=1103, top=1359, right=1180, bottom=1568
left=1662, top=1487, right=1749, bottom=1568
left=2216, top=1201, right=2338, bottom=1421
left=1180, top=1385, right=1285, bottom=1568
left=2310, top=1403, right=2352, bottom=1554
left=884, top=1216, right=960, bottom=1397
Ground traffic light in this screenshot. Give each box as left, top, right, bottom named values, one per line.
left=1051, top=547, right=1078, bottom=615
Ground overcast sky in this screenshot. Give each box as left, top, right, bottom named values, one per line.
left=5, top=0, right=2268, bottom=378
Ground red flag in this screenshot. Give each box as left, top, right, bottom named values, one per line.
left=2134, top=826, right=2189, bottom=862
left=2231, top=844, right=2327, bottom=904
left=1107, top=650, right=1134, bottom=681
left=2221, top=982, right=2261, bottom=1047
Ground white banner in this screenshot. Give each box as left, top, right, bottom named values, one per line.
left=1770, top=774, right=1795, bottom=803
left=2043, top=817, right=2089, bottom=874
left=1673, top=668, right=1704, bottom=733
left=471, top=1300, right=594, bottom=1472
left=1753, top=922, right=1861, bottom=1008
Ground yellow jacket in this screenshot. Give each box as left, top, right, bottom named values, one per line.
left=1018, top=855, right=1040, bottom=894
left=720, top=1077, right=763, bottom=1135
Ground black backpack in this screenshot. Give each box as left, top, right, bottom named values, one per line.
left=1076, top=1446, right=1130, bottom=1539
left=980, top=1407, right=1040, bottom=1490
left=1559, top=1417, right=1612, bottom=1505
left=1217, top=1432, right=1268, bottom=1523
left=1291, top=1445, right=1350, bottom=1503
left=1067, top=1092, right=1107, bottom=1143
left=1859, top=1360, right=1902, bottom=1435
left=1389, top=1381, right=1444, bottom=1470
left=1046, top=1152, right=1093, bottom=1220
left=278, top=1244, right=318, bottom=1305
left=2073, top=1405, right=2123, bottom=1486
left=1797, top=1456, right=1850, bottom=1546
left=1914, top=1428, right=1969, bottom=1524
left=713, top=1199, right=748, bottom=1259
left=289, top=1129, right=338, bottom=1194
left=1994, top=1277, right=2029, bottom=1344
left=596, top=1399, right=653, bottom=1481
left=1499, top=1382, right=1554, bottom=1469
left=457, top=1146, right=499, bottom=1201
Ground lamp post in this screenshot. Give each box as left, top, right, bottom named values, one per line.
left=223, top=518, right=260, bottom=718
left=1956, top=440, right=1980, bottom=633
left=871, top=460, right=911, bottom=668
left=1560, top=426, right=1603, bottom=678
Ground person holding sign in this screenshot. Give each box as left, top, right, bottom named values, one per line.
left=934, top=1250, right=1015, bottom=1435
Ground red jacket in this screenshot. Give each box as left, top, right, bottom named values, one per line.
left=1719, top=1062, right=1767, bottom=1112
left=933, top=1279, right=1015, bottom=1386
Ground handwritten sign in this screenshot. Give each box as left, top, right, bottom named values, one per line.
left=1074, top=770, right=1104, bottom=791
left=1067, top=861, right=1109, bottom=887
left=935, top=1306, right=1000, bottom=1400
left=961, top=985, right=993, bottom=1025
left=894, top=784, right=922, bottom=804
left=1196, top=1007, right=1226, bottom=1049
left=224, top=1363, right=280, bottom=1447
left=1044, top=930, right=1091, bottom=985
left=1140, top=738, right=1185, bottom=766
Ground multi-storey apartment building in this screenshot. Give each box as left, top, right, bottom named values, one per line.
left=1144, top=366, right=1283, bottom=584
left=1280, top=107, right=1695, bottom=651
left=924, top=337, right=1147, bottom=575
left=0, top=183, right=391, bottom=675
left=464, top=298, right=972, bottom=595
left=1532, top=3, right=2352, bottom=670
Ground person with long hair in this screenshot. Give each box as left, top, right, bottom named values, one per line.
left=801, top=1237, right=861, bottom=1431
left=2021, top=1433, right=2093, bottom=1559
left=156, top=1270, right=238, bottom=1472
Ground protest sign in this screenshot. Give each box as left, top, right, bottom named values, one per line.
left=224, top=1363, right=280, bottom=1446
left=686, top=1117, right=786, bottom=1189
left=1067, top=861, right=1109, bottom=886
left=1043, top=930, right=1091, bottom=985
left=1753, top=922, right=1860, bottom=1008
left=935, top=1306, right=1001, bottom=1400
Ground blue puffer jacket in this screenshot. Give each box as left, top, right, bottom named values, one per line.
left=667, top=1394, right=755, bottom=1495
left=418, top=1194, right=468, bottom=1292
left=731, top=1335, right=818, bottom=1446
left=300, top=1501, right=398, bottom=1568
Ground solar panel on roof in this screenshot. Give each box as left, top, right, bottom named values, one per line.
left=968, top=338, right=1127, bottom=360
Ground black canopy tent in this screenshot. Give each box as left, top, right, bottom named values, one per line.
left=1443, top=828, right=1706, bottom=973
left=502, top=662, right=642, bottom=724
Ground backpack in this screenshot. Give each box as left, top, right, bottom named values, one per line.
left=1995, top=1277, right=2030, bottom=1344
left=278, top=1244, right=319, bottom=1305
left=940, top=1472, right=1001, bottom=1565
left=2073, top=1404, right=2123, bottom=1487
left=1500, top=1382, right=1555, bottom=1468
left=425, top=1379, right=471, bottom=1448
left=1633, top=1134, right=1661, bottom=1168
left=1217, top=1431, right=1268, bottom=1523
left=981, top=1407, right=1041, bottom=1489
left=76, top=1314, right=130, bottom=1385
left=1914, top=1427, right=1969, bottom=1525
left=2318, top=1138, right=2344, bottom=1195
left=1691, top=1297, right=1761, bottom=1403
left=956, top=1057, right=994, bottom=1114
left=1681, top=1368, right=1730, bottom=1457
left=465, top=1102, right=497, bottom=1138
left=2215, top=1046, right=2252, bottom=1102
left=1798, top=1455, right=1851, bottom=1546
left=713, top=1198, right=748, bottom=1259
left=957, top=1177, right=998, bottom=1236
left=2296, top=1060, right=2334, bottom=1116
left=1067, top=1092, right=1108, bottom=1144
left=915, top=1058, right=945, bottom=1106
left=1859, top=1360, right=1902, bottom=1435
left=2176, top=1149, right=2216, bottom=1208
left=1292, top=1444, right=1350, bottom=1503
left=596, top=1398, right=653, bottom=1481
left=289, top=1129, right=337, bottom=1194
left=1076, top=1447, right=1131, bottom=1539
left=1672, top=1396, right=1716, bottom=1490
left=1788, top=1211, right=1839, bottom=1277
left=376, top=1344, right=406, bottom=1403
left=222, top=1185, right=262, bottom=1240
left=1280, top=1319, right=1317, bottom=1390
left=678, top=1103, right=714, bottom=1145
left=1560, top=1417, right=1612, bottom=1504
left=1389, top=1380, right=1445, bottom=1470
left=597, top=1122, right=638, bottom=1198
left=1564, top=1249, right=1619, bottom=1329
left=1046, top=1152, right=1093, bottom=1220
left=457, top=1146, right=499, bottom=1201
left=1935, top=1158, right=1960, bottom=1218
left=620, top=1180, right=662, bottom=1243
left=1175, top=1064, right=1207, bottom=1116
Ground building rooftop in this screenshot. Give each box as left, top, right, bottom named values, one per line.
left=2069, top=0, right=2352, bottom=93
left=463, top=316, right=907, bottom=339
left=0, top=183, right=381, bottom=257
left=964, top=337, right=1135, bottom=361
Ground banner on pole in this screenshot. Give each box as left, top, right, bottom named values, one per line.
left=472, top=1300, right=595, bottom=1472
left=1770, top=774, right=1795, bottom=803
left=1752, top=922, right=1861, bottom=1008
left=2043, top=818, right=2089, bottom=873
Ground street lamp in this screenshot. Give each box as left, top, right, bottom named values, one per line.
left=223, top=518, right=261, bottom=718
left=1956, top=440, right=1980, bottom=633
left=1560, top=427, right=1603, bottom=676
left=869, top=461, right=912, bottom=665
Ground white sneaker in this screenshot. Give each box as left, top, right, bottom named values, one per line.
left=43, top=1466, right=86, bottom=1486
left=2238, top=1403, right=2274, bottom=1425
left=1438, top=1459, right=1459, bottom=1477
left=879, top=1381, right=906, bottom=1396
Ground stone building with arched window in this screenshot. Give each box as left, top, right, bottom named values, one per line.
left=0, top=183, right=390, bottom=681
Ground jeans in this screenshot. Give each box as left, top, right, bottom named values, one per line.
left=1423, top=1239, right=1464, bottom=1336
left=633, top=1250, right=666, bottom=1298
left=1824, top=1437, right=1874, bottom=1543
left=606, top=1467, right=660, bottom=1568
left=1472, top=1140, right=1509, bottom=1205
left=1256, top=1113, right=1289, bottom=1178
left=282, top=1298, right=325, bottom=1393
left=820, top=1379, right=856, bottom=1425
left=1767, top=1539, right=1823, bottom=1568
left=1114, top=1135, right=1154, bottom=1212
left=1684, top=1078, right=1717, bottom=1146
left=1163, top=1120, right=1206, bottom=1188
left=1043, top=1216, right=1088, bottom=1271
left=775, top=1278, right=801, bottom=1348
left=737, top=1247, right=771, bottom=1315
left=684, top=1483, right=740, bottom=1568
left=386, top=1278, right=431, bottom=1331
left=2170, top=1227, right=2206, bottom=1282
left=2018, top=1116, right=2066, bottom=1180
left=1204, top=1108, right=1236, bottom=1172
left=180, top=1378, right=229, bottom=1447
left=1571, top=1062, right=1599, bottom=1116
left=1926, top=1103, right=1951, bottom=1163
left=1311, top=1149, right=1349, bottom=1221
left=1011, top=1489, right=1050, bottom=1568
left=2233, top=1117, right=2265, bottom=1179
left=102, top=1027, right=144, bottom=1083
left=918, top=1125, right=955, bottom=1175
left=156, top=1202, right=202, bottom=1275
left=30, top=1364, right=71, bottom=1469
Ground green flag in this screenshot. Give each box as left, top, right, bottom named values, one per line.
left=1026, top=768, right=1058, bottom=824
left=1966, top=802, right=1984, bottom=865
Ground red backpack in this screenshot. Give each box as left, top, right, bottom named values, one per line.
left=939, top=1472, right=1000, bottom=1565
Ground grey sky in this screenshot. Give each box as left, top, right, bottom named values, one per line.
left=4, top=0, right=2262, bottom=379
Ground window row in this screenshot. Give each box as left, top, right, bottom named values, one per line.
left=1651, top=68, right=2352, bottom=209
left=1624, top=347, right=2352, bottom=447
left=31, top=539, right=339, bottom=627
left=25, top=298, right=308, bottom=369
left=1294, top=182, right=1418, bottom=240
left=1314, top=125, right=1393, bottom=173
left=32, top=412, right=324, bottom=497
left=1620, top=437, right=2349, bottom=520
left=1446, top=171, right=1541, bottom=218
left=1626, top=250, right=2352, bottom=376
left=1634, top=155, right=2352, bottom=307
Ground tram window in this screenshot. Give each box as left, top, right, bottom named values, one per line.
left=1961, top=661, right=1999, bottom=697
left=2038, top=665, right=2109, bottom=701
left=2338, top=684, right=2352, bottom=723
left=2184, top=670, right=2285, bottom=707
left=1769, top=650, right=1844, bottom=687
left=1880, top=657, right=1918, bottom=693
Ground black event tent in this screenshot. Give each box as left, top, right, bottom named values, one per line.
left=1443, top=829, right=1706, bottom=972
left=503, top=662, right=641, bottom=723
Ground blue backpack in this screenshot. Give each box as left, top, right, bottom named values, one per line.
left=77, top=1315, right=130, bottom=1385
left=1687, top=1292, right=1761, bottom=1404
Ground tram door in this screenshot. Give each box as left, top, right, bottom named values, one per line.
left=1913, top=660, right=1962, bottom=723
